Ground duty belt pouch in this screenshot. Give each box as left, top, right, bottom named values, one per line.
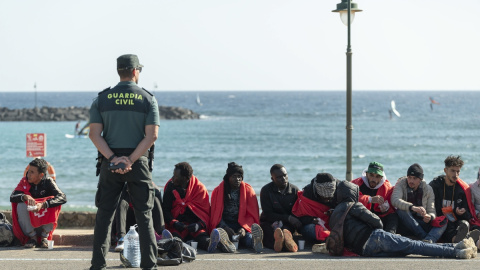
left=95, top=151, right=103, bottom=176
left=441, top=205, right=457, bottom=222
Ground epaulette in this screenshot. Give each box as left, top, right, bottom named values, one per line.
left=98, top=87, right=111, bottom=96
left=142, top=87, right=154, bottom=96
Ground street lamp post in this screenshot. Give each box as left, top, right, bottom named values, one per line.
left=332, top=0, right=361, bottom=181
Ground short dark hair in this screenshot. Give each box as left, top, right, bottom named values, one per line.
left=174, top=162, right=193, bottom=179
left=444, top=155, right=464, bottom=168
left=270, top=164, right=285, bottom=174
left=117, top=68, right=134, bottom=79
left=29, top=158, right=48, bottom=175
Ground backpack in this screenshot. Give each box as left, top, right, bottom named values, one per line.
left=155, top=237, right=196, bottom=266
left=325, top=202, right=354, bottom=256
left=0, top=212, right=14, bottom=247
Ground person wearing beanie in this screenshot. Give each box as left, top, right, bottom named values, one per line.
left=429, top=155, right=480, bottom=243
left=352, top=162, right=398, bottom=234
left=291, top=172, right=358, bottom=244
left=209, top=162, right=263, bottom=253
left=391, top=163, right=447, bottom=243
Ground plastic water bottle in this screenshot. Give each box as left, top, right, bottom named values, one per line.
left=124, top=225, right=141, bottom=267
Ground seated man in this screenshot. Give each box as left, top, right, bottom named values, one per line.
left=331, top=199, right=477, bottom=259
left=162, top=162, right=211, bottom=251
left=210, top=162, right=263, bottom=253
left=352, top=161, right=398, bottom=233
left=291, top=173, right=358, bottom=244
left=430, top=155, right=480, bottom=243
left=112, top=183, right=165, bottom=252
left=259, top=164, right=301, bottom=252
left=469, top=168, right=480, bottom=245
left=10, top=158, right=67, bottom=248
left=24, top=159, right=56, bottom=180
left=391, top=163, right=447, bottom=243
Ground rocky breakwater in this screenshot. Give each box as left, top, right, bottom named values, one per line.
left=0, top=106, right=200, bottom=121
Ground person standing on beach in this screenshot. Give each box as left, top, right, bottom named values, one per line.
left=259, top=164, right=301, bottom=252
left=89, top=54, right=160, bottom=270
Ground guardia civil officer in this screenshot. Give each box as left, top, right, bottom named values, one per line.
left=89, top=54, right=160, bottom=270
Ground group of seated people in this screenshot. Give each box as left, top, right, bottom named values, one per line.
left=9, top=155, right=480, bottom=259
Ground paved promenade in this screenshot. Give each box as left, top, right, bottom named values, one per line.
left=0, top=229, right=478, bottom=270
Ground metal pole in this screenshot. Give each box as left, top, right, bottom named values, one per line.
left=346, top=0, right=353, bottom=181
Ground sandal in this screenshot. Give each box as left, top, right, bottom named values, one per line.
left=24, top=238, right=37, bottom=248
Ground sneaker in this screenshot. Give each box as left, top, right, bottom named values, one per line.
left=283, top=229, right=298, bottom=252
left=162, top=229, right=173, bottom=240
left=208, top=228, right=220, bottom=253
left=252, top=223, right=263, bottom=253
left=24, top=238, right=36, bottom=248
left=39, top=238, right=48, bottom=249
left=312, top=243, right=329, bottom=254
left=217, top=228, right=236, bottom=253
left=273, top=228, right=284, bottom=252
left=454, top=220, right=470, bottom=243
left=115, top=237, right=124, bottom=252
left=469, top=229, right=480, bottom=244
left=456, top=248, right=475, bottom=259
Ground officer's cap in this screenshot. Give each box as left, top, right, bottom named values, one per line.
left=117, top=54, right=144, bottom=70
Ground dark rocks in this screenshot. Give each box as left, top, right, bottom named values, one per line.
left=0, top=106, right=200, bottom=121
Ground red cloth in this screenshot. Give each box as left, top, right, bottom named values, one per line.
left=291, top=191, right=331, bottom=240
left=11, top=177, right=61, bottom=244
left=209, top=181, right=260, bottom=233
left=456, top=178, right=480, bottom=227
left=165, top=175, right=211, bottom=230
left=352, top=177, right=395, bottom=217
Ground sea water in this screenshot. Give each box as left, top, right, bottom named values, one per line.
left=0, top=91, right=479, bottom=211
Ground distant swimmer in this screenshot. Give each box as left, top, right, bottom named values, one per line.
left=429, top=97, right=440, bottom=110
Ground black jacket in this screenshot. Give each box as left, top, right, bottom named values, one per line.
left=330, top=201, right=383, bottom=255
left=260, top=182, right=299, bottom=224
left=10, top=177, right=67, bottom=208
left=299, top=178, right=358, bottom=225
left=429, top=175, right=472, bottom=221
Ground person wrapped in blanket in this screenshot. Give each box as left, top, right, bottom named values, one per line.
left=209, top=162, right=263, bottom=253
left=291, top=173, right=358, bottom=244
left=162, top=162, right=211, bottom=251
left=10, top=158, right=67, bottom=248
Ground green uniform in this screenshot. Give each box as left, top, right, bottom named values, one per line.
left=90, top=81, right=160, bottom=270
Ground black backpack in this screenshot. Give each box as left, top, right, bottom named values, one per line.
left=325, top=202, right=354, bottom=256
left=0, top=212, right=14, bottom=247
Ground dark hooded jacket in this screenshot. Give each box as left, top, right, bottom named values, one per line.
left=329, top=201, right=383, bottom=255
left=299, top=178, right=358, bottom=225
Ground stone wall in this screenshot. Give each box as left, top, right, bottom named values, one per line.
left=0, top=106, right=200, bottom=121
left=2, top=210, right=96, bottom=229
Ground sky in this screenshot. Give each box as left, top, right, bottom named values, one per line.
left=1, top=0, right=479, bottom=92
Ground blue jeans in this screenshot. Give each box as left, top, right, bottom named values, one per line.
left=225, top=222, right=253, bottom=248
left=362, top=229, right=456, bottom=258
left=396, top=209, right=447, bottom=242
left=300, top=224, right=317, bottom=242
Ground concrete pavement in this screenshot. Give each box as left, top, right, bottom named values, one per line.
left=1, top=228, right=479, bottom=270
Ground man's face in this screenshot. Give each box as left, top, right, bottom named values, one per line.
left=26, top=166, right=43, bottom=185
left=407, top=175, right=422, bottom=190
left=172, top=169, right=189, bottom=187
left=271, top=167, right=288, bottom=190
left=229, top=173, right=243, bottom=190
left=367, top=172, right=383, bottom=188
left=444, top=166, right=461, bottom=185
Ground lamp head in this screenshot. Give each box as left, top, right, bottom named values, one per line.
left=332, top=0, right=362, bottom=26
